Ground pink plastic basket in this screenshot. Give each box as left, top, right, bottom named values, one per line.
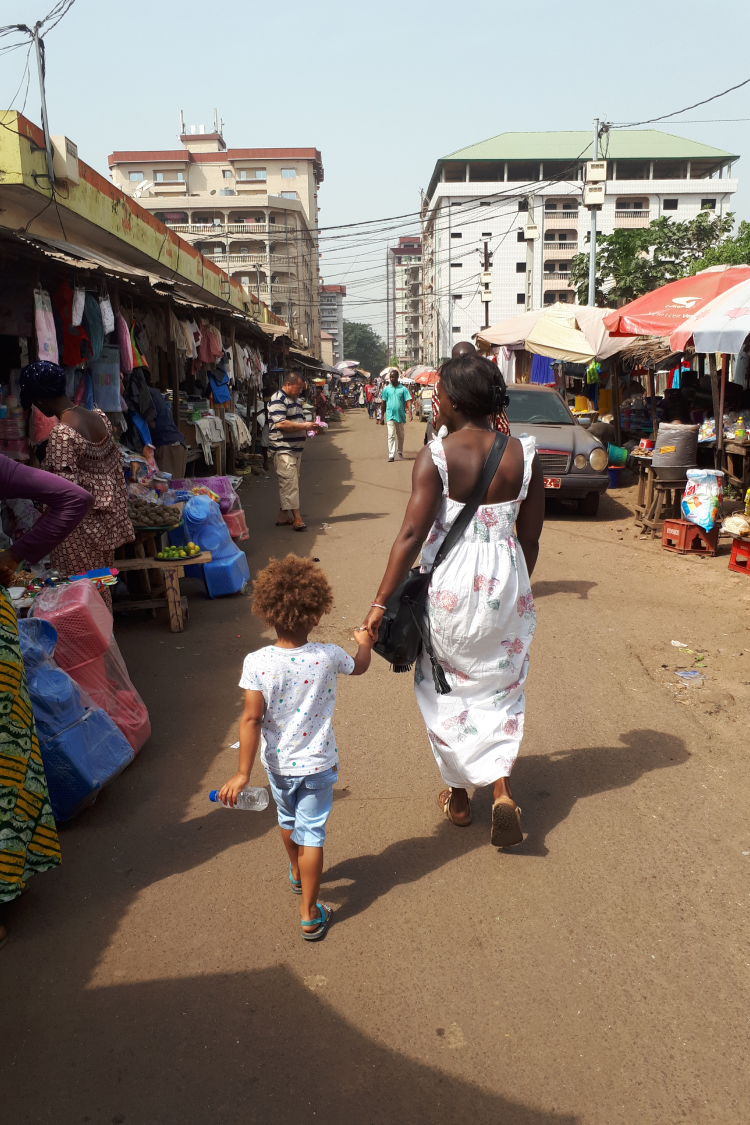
left=222, top=508, right=249, bottom=541
left=31, top=580, right=112, bottom=665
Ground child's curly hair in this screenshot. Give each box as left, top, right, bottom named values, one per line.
left=251, top=553, right=333, bottom=633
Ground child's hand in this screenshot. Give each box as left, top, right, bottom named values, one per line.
left=353, top=628, right=375, bottom=648
left=217, top=772, right=250, bottom=808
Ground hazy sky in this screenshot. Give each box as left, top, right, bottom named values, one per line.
left=2, top=0, right=749, bottom=337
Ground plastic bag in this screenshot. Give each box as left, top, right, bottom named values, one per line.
left=682, top=469, right=723, bottom=531
left=34, top=287, right=58, bottom=363
left=99, top=293, right=115, bottom=335
left=30, top=580, right=151, bottom=753
left=182, top=495, right=238, bottom=559
left=173, top=476, right=236, bottom=513
left=18, top=618, right=134, bottom=820
left=71, top=285, right=86, bottom=328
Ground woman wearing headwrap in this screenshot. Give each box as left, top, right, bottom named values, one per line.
left=0, top=455, right=94, bottom=949
left=19, top=361, right=134, bottom=608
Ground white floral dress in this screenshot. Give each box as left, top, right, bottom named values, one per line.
left=414, top=433, right=537, bottom=788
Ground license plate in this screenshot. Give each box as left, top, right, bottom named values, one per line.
left=544, top=477, right=562, bottom=489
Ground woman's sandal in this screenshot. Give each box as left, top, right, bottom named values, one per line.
left=491, top=796, right=523, bottom=847
left=275, top=519, right=294, bottom=527
left=292, top=523, right=307, bottom=532
left=438, top=788, right=472, bottom=827
left=288, top=864, right=302, bottom=895
left=301, top=903, right=332, bottom=942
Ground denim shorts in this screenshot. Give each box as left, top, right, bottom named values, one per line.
left=266, top=766, right=337, bottom=847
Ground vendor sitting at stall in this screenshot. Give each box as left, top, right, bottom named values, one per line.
left=19, top=361, right=134, bottom=608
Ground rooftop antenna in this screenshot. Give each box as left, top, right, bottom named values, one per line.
left=213, top=108, right=219, bottom=134
left=179, top=109, right=185, bottom=135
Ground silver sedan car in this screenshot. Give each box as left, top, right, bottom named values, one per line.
left=506, top=384, right=609, bottom=516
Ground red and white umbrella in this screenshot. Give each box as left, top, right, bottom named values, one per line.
left=669, top=277, right=750, bottom=353
left=602, top=266, right=750, bottom=338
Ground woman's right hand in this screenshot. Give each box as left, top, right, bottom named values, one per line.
left=362, top=604, right=385, bottom=642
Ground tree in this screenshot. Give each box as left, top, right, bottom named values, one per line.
left=691, top=220, right=750, bottom=271
left=569, top=211, right=736, bottom=306
left=342, top=320, right=387, bottom=376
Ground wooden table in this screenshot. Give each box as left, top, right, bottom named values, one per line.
left=113, top=551, right=212, bottom=632
left=633, top=457, right=655, bottom=524
left=723, top=440, right=750, bottom=492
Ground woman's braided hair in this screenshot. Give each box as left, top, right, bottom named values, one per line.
left=439, top=353, right=509, bottom=420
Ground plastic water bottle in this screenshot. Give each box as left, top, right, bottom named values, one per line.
left=209, top=787, right=269, bottom=811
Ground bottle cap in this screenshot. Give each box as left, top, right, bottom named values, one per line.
left=209, top=790, right=219, bottom=802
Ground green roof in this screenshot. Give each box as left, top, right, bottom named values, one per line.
left=427, top=129, right=739, bottom=199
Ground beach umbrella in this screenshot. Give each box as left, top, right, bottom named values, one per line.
left=669, top=277, right=750, bottom=354
left=479, top=302, right=626, bottom=362
left=602, top=265, right=750, bottom=338
left=413, top=369, right=439, bottom=385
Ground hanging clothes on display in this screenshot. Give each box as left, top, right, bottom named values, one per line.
left=53, top=280, right=91, bottom=367
left=530, top=354, right=555, bottom=385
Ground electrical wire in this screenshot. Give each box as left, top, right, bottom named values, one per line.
left=611, top=76, right=750, bottom=129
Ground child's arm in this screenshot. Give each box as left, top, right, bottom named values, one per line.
left=217, top=689, right=265, bottom=806
left=350, top=629, right=374, bottom=676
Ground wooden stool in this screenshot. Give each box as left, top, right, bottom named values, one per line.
left=662, top=518, right=720, bottom=556
left=728, top=538, right=750, bottom=575
left=640, top=478, right=687, bottom=539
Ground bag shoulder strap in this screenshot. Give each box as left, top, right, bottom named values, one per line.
left=432, top=431, right=509, bottom=569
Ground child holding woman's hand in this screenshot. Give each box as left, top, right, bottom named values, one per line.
left=218, top=553, right=373, bottom=941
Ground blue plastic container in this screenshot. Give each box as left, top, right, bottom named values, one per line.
left=204, top=552, right=250, bottom=598
left=175, top=496, right=250, bottom=597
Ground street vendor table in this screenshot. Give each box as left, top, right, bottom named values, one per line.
left=113, top=551, right=212, bottom=632
left=632, top=455, right=655, bottom=522
left=723, top=440, right=750, bottom=492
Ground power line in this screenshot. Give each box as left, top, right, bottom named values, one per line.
left=611, top=76, right=750, bottom=129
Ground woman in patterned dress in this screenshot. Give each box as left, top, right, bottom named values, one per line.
left=363, top=355, right=544, bottom=847
left=0, top=451, right=94, bottom=948
left=20, top=362, right=134, bottom=609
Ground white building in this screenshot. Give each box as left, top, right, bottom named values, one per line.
left=319, top=284, right=345, bottom=363
left=421, top=129, right=739, bottom=364
left=108, top=118, right=323, bottom=354
left=386, top=236, right=423, bottom=369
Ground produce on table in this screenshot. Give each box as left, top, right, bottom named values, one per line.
left=156, top=542, right=201, bottom=560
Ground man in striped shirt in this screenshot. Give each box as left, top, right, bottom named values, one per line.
left=268, top=373, right=321, bottom=531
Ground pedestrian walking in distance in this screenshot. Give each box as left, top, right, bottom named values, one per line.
left=379, top=369, right=413, bottom=461
left=363, top=355, right=544, bottom=847
left=268, top=372, right=322, bottom=532
left=218, top=555, right=374, bottom=941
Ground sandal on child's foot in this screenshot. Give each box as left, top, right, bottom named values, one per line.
left=301, top=903, right=332, bottom=942
left=288, top=863, right=302, bottom=895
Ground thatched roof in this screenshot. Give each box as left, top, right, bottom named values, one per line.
left=618, top=336, right=693, bottom=369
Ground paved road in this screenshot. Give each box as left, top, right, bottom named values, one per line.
left=4, top=411, right=748, bottom=1124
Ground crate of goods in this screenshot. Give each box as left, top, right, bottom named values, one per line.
left=662, top=518, right=720, bottom=556
left=729, top=538, right=750, bottom=575
left=223, top=507, right=249, bottom=541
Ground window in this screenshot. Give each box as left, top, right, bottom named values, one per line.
left=663, top=199, right=678, bottom=210
left=129, top=171, right=143, bottom=182
left=517, top=293, right=526, bottom=304
left=223, top=170, right=232, bottom=180
left=616, top=198, right=646, bottom=211
left=545, top=232, right=556, bottom=242
left=239, top=169, right=266, bottom=181
left=481, top=231, right=492, bottom=238
left=450, top=262, right=462, bottom=268
left=154, top=172, right=163, bottom=182
left=281, top=191, right=296, bottom=200
left=452, top=294, right=462, bottom=300
left=545, top=202, right=557, bottom=212
left=451, top=232, right=462, bottom=239
left=154, top=171, right=183, bottom=182
left=452, top=326, right=462, bottom=333
left=516, top=262, right=526, bottom=273
left=517, top=229, right=526, bottom=242
left=281, top=168, right=296, bottom=178
left=701, top=198, right=716, bottom=210
left=518, top=199, right=528, bottom=212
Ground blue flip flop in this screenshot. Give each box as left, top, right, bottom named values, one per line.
left=289, top=863, right=302, bottom=895
left=301, top=903, right=332, bottom=942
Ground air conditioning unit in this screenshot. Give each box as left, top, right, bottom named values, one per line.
left=583, top=183, right=605, bottom=208
left=585, top=161, right=607, bottom=183
left=50, top=135, right=79, bottom=185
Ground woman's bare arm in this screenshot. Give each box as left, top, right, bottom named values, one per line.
left=362, top=446, right=442, bottom=637
left=515, top=453, right=544, bottom=577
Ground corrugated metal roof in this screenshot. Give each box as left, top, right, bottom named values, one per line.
left=442, top=129, right=737, bottom=162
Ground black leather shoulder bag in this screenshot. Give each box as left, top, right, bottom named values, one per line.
left=373, top=432, right=509, bottom=693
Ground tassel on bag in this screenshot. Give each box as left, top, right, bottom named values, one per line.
left=430, top=657, right=451, bottom=695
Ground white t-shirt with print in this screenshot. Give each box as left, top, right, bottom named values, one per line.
left=238, top=642, right=355, bottom=776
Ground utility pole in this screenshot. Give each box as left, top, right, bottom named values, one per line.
left=587, top=118, right=599, bottom=307
left=481, top=240, right=493, bottom=330
left=447, top=203, right=452, bottom=358
left=31, top=23, right=55, bottom=189
left=386, top=246, right=390, bottom=363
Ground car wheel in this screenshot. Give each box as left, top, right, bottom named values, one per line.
left=578, top=492, right=600, bottom=517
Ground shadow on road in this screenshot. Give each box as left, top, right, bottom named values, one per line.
left=321, top=729, right=689, bottom=913
left=532, top=579, right=598, bottom=601
left=7, top=963, right=579, bottom=1124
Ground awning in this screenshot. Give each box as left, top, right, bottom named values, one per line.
left=669, top=277, right=750, bottom=353
left=602, top=266, right=750, bottom=338
left=478, top=302, right=626, bottom=362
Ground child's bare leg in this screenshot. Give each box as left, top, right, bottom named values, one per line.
left=298, top=844, right=324, bottom=924
left=280, top=827, right=300, bottom=881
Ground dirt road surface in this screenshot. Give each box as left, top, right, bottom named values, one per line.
left=4, top=411, right=749, bottom=1124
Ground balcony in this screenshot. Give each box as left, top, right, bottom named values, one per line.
left=543, top=273, right=572, bottom=288
left=614, top=209, right=650, bottom=227
left=544, top=209, right=579, bottom=228
left=542, top=241, right=578, bottom=254
left=166, top=222, right=287, bottom=237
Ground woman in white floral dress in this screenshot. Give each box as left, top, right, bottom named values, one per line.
left=363, top=355, right=544, bottom=846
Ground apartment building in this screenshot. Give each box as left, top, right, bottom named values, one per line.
left=387, top=236, right=422, bottom=369
left=421, top=130, right=739, bottom=363
left=108, top=118, right=323, bottom=355
left=319, top=284, right=346, bottom=363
